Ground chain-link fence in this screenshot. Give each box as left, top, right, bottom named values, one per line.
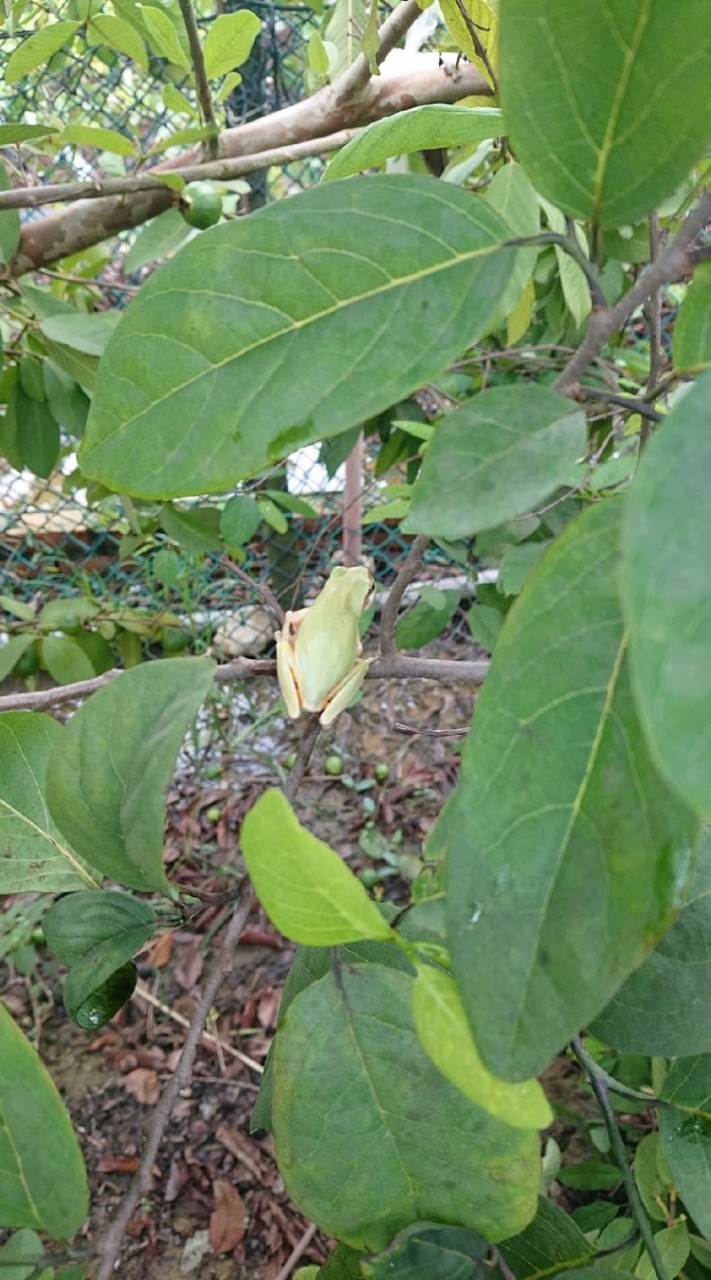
left=1, top=2, right=480, bottom=690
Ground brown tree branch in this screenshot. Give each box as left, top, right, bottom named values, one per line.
left=553, top=190, right=711, bottom=396
left=379, top=534, right=430, bottom=654
left=0, top=651, right=489, bottom=714
left=0, top=130, right=362, bottom=211
left=8, top=59, right=489, bottom=275
left=176, top=0, right=220, bottom=160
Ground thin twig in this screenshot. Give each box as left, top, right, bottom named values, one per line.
left=283, top=715, right=323, bottom=799
left=554, top=189, right=711, bottom=396
left=132, top=981, right=264, bottom=1074
left=176, top=0, right=220, bottom=160
left=273, top=1222, right=319, bottom=1280
left=579, top=385, right=663, bottom=422
left=392, top=721, right=469, bottom=736
left=450, top=0, right=498, bottom=92
left=505, top=231, right=607, bottom=309
left=0, top=653, right=489, bottom=714
left=641, top=211, right=664, bottom=447
left=570, top=1036, right=667, bottom=1280
left=339, top=0, right=423, bottom=96
left=379, top=535, right=430, bottom=655
left=95, top=884, right=254, bottom=1280
left=221, top=556, right=284, bottom=625
left=0, top=130, right=362, bottom=211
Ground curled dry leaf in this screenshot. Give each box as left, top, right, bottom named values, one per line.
left=122, top=1066, right=160, bottom=1104
left=209, top=1178, right=248, bottom=1254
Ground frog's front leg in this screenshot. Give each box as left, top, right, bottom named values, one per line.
left=275, top=611, right=307, bottom=720
left=319, top=657, right=371, bottom=726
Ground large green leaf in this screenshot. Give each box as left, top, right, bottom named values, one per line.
left=15, top=388, right=60, bottom=479
left=436, top=498, right=698, bottom=1080
left=673, top=264, right=711, bottom=375
left=0, top=714, right=97, bottom=893
left=405, top=385, right=585, bottom=538
left=659, top=1057, right=711, bottom=1240
left=499, top=0, right=711, bottom=227
left=46, top=659, right=215, bottom=892
left=499, top=1196, right=595, bottom=1277
left=242, top=788, right=395, bottom=945
left=79, top=176, right=514, bottom=498
left=43, top=890, right=157, bottom=966
left=323, top=107, right=504, bottom=181
left=592, top=832, right=711, bottom=1056
left=361, top=1223, right=487, bottom=1279
left=0, top=1005, right=88, bottom=1238
left=272, top=964, right=539, bottom=1250
left=622, top=371, right=711, bottom=819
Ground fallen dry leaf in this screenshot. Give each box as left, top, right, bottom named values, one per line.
left=145, top=929, right=174, bottom=967
left=97, top=1155, right=141, bottom=1174
left=123, top=1067, right=160, bottom=1105
left=216, top=1124, right=265, bottom=1179
left=209, top=1179, right=248, bottom=1253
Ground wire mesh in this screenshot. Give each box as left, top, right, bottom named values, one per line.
left=0, top=3, right=478, bottom=680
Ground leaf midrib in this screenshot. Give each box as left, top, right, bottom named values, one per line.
left=512, top=630, right=628, bottom=1055
left=88, top=232, right=505, bottom=451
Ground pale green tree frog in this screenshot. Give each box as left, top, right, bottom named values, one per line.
left=276, top=566, right=374, bottom=726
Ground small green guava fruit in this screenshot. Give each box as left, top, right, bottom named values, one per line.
left=180, top=181, right=223, bottom=230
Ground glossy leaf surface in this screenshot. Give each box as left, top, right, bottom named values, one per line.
left=412, top=965, right=552, bottom=1129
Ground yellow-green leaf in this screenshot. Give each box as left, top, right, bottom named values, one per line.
left=412, top=965, right=553, bottom=1129
left=307, top=30, right=330, bottom=76
left=214, top=71, right=242, bottom=103
left=6, top=21, right=80, bottom=83
left=141, top=6, right=190, bottom=69
left=203, top=10, right=261, bottom=79
left=440, top=0, right=498, bottom=87
left=507, top=275, right=535, bottom=344
left=59, top=124, right=136, bottom=157
left=163, top=82, right=197, bottom=117
left=673, top=263, right=711, bottom=375
left=241, top=788, right=395, bottom=945
left=88, top=14, right=148, bottom=70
